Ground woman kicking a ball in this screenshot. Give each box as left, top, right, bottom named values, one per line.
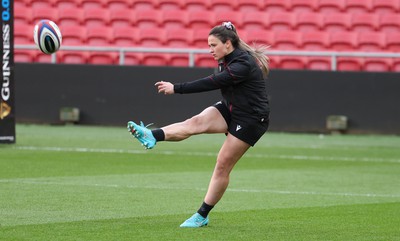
left=128, top=21, right=270, bottom=228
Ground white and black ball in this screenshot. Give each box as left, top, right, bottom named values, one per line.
left=33, top=19, right=62, bottom=55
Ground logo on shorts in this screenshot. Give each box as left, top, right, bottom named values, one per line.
left=236, top=124, right=242, bottom=131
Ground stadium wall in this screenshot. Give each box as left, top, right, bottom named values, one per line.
left=15, top=63, right=400, bottom=135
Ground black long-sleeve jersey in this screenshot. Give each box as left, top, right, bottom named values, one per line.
left=174, top=48, right=270, bottom=121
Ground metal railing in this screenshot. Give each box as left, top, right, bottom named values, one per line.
left=15, top=44, right=400, bottom=71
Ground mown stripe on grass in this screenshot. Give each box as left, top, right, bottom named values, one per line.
left=13, top=145, right=400, bottom=163
left=1, top=179, right=400, bottom=199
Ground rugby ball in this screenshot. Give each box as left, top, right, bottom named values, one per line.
left=33, top=19, right=62, bottom=54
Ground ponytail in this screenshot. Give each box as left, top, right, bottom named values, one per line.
left=238, top=39, right=270, bottom=77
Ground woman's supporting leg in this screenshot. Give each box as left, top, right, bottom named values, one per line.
left=180, top=134, right=250, bottom=227
left=204, top=134, right=250, bottom=206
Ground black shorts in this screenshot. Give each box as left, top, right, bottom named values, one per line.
left=213, top=101, right=269, bottom=146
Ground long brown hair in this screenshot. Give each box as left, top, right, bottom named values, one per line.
left=209, top=22, right=270, bottom=77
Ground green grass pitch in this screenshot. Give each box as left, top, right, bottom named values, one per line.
left=0, top=124, right=399, bottom=241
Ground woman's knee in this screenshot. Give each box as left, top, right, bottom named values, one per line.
left=183, top=115, right=208, bottom=133
left=214, top=157, right=236, bottom=177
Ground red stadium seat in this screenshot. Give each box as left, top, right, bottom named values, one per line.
left=158, top=0, right=184, bottom=10
left=15, top=6, right=32, bottom=25
left=183, top=0, right=210, bottom=11
left=288, top=0, right=318, bottom=13
left=301, top=31, right=330, bottom=50
left=86, top=26, right=113, bottom=46
left=329, top=32, right=357, bottom=51
left=317, top=0, right=345, bottom=13
left=122, top=53, right=142, bottom=65
left=83, top=8, right=110, bottom=27
left=15, top=0, right=30, bottom=8
left=214, top=11, right=243, bottom=29
left=242, top=11, right=268, bottom=30
left=53, top=0, right=81, bottom=9
left=80, top=0, right=106, bottom=9
left=137, top=28, right=165, bottom=47
left=169, top=54, right=189, bottom=67
left=306, top=57, right=332, bottom=71
left=391, top=59, right=400, bottom=72
left=165, top=28, right=192, bottom=47
left=245, top=30, right=274, bottom=47
left=274, top=31, right=302, bottom=50
left=351, top=13, right=379, bottom=32
left=210, top=0, right=237, bottom=12
left=35, top=52, right=54, bottom=63
left=294, top=12, right=324, bottom=32
left=379, top=13, right=400, bottom=33
left=269, top=56, right=282, bottom=69
left=386, top=32, right=400, bottom=52
left=113, top=26, right=136, bottom=46
left=131, top=0, right=157, bottom=10
left=30, top=0, right=54, bottom=9
left=323, top=13, right=351, bottom=32
left=59, top=51, right=88, bottom=64
left=279, top=56, right=306, bottom=70
left=344, top=0, right=372, bottom=14
left=60, top=25, right=87, bottom=45
left=142, top=53, right=169, bottom=66
left=264, top=0, right=289, bottom=12
left=195, top=54, right=216, bottom=67
left=357, top=32, right=386, bottom=52
left=268, top=56, right=279, bottom=69
left=109, top=8, right=135, bottom=28
left=58, top=8, right=83, bottom=27
left=363, top=58, right=392, bottom=72
left=337, top=57, right=362, bottom=71
left=31, top=7, right=58, bottom=24
left=268, top=12, right=295, bottom=31
left=192, top=28, right=210, bottom=48
left=106, top=0, right=132, bottom=10
left=14, top=23, right=33, bottom=44
left=237, top=0, right=264, bottom=12
left=161, top=10, right=188, bottom=29
left=187, top=11, right=215, bottom=29
left=372, top=0, right=400, bottom=14
left=88, top=52, right=118, bottom=65
left=14, top=50, right=36, bottom=63
left=31, top=52, right=47, bottom=64
left=135, top=9, right=161, bottom=28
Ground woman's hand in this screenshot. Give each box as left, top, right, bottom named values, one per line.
left=155, top=81, right=174, bottom=95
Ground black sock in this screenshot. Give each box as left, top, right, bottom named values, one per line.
left=151, top=128, right=165, bottom=141
left=197, top=202, right=214, bottom=218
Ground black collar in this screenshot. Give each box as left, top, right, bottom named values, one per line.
left=223, top=48, right=242, bottom=64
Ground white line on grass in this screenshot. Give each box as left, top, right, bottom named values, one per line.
left=227, top=188, right=400, bottom=198
left=13, top=145, right=400, bottom=163
left=1, top=179, right=400, bottom=199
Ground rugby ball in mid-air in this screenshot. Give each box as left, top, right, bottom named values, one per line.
left=33, top=19, right=62, bottom=55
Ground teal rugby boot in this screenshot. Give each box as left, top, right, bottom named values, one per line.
left=127, top=121, right=156, bottom=149
left=180, top=213, right=209, bottom=228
